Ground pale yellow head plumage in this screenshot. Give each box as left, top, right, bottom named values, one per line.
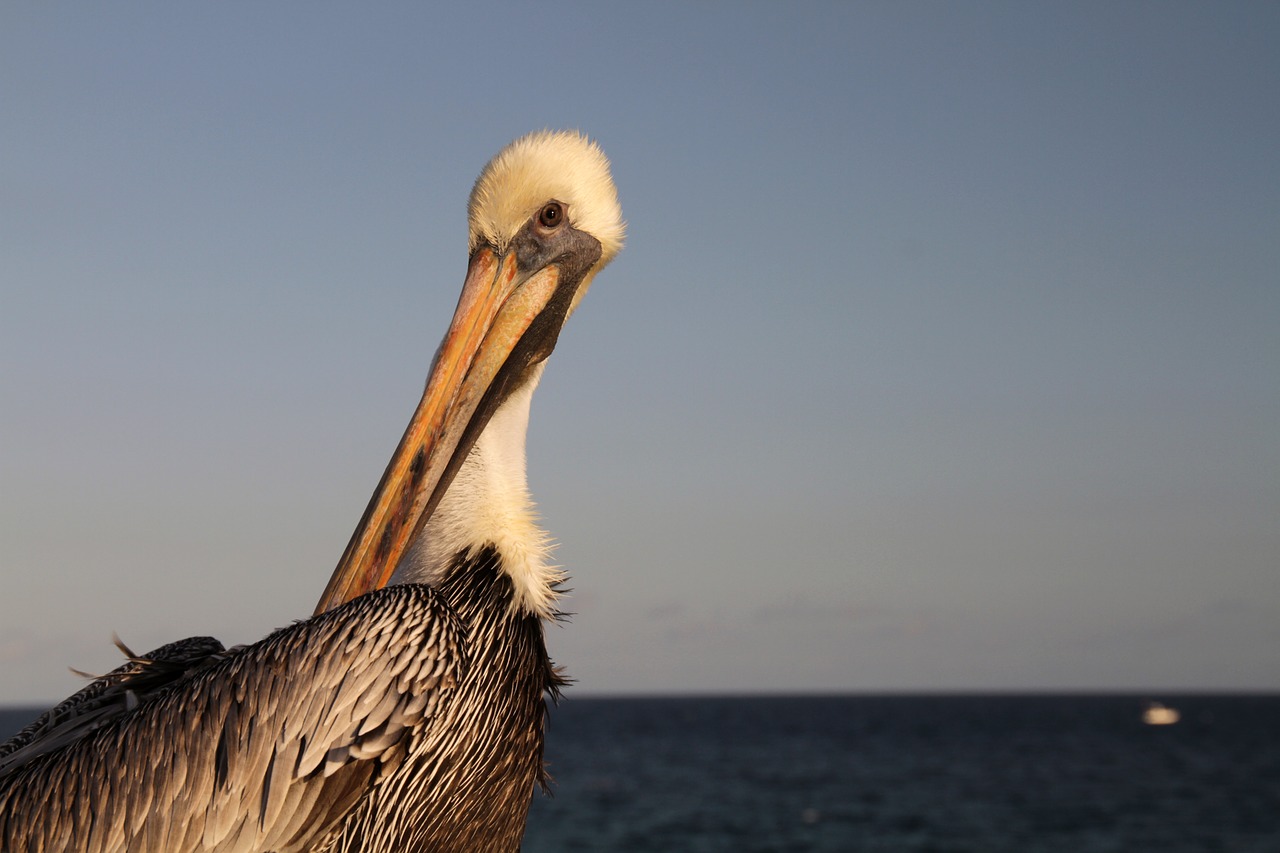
left=468, top=130, right=625, bottom=269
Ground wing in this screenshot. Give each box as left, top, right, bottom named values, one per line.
left=0, top=583, right=466, bottom=853
left=0, top=635, right=228, bottom=777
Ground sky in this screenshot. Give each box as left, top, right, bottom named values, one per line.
left=1, top=2, right=1277, bottom=703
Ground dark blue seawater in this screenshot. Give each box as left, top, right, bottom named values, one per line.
left=525, top=695, right=1280, bottom=852
left=4, top=695, right=1278, bottom=851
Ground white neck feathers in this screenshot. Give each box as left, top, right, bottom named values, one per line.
left=389, top=364, right=561, bottom=619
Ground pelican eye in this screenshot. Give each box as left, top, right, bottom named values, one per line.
left=537, top=202, right=565, bottom=230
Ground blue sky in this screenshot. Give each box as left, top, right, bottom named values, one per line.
left=2, top=2, right=1277, bottom=702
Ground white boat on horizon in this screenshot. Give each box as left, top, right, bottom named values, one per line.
left=1142, top=701, right=1180, bottom=726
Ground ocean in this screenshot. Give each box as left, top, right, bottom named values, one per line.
left=3, top=694, right=1277, bottom=851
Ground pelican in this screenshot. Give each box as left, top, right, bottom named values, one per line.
left=0, top=130, right=624, bottom=851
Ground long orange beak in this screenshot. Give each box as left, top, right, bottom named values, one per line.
left=313, top=247, right=565, bottom=614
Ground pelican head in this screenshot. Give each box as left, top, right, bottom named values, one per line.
left=315, top=131, right=624, bottom=616
left=469, top=131, right=624, bottom=276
